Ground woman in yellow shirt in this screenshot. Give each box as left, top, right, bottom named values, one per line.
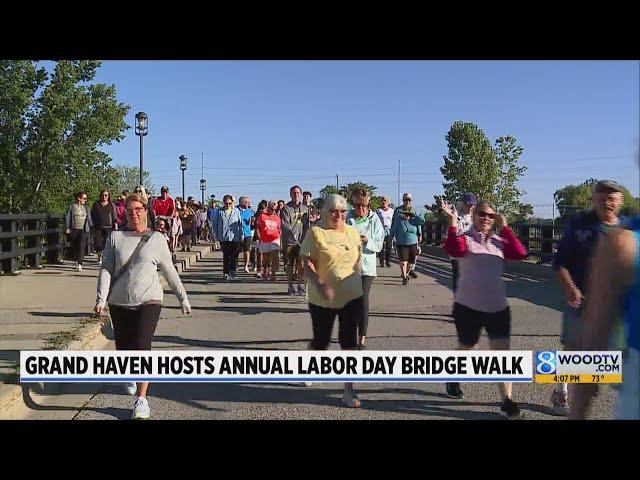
left=299, top=194, right=363, bottom=408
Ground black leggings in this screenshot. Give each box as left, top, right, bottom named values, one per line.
left=378, top=235, right=393, bottom=264
left=360, top=276, right=374, bottom=337
left=222, top=241, right=241, bottom=274
left=70, top=228, right=87, bottom=265
left=308, top=297, right=362, bottom=350
left=110, top=304, right=161, bottom=350
left=93, top=227, right=113, bottom=253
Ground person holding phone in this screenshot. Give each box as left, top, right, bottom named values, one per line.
left=440, top=200, right=527, bottom=418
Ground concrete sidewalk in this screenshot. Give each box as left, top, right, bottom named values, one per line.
left=0, top=244, right=213, bottom=416
left=1, top=246, right=617, bottom=420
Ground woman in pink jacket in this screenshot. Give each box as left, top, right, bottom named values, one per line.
left=439, top=199, right=527, bottom=419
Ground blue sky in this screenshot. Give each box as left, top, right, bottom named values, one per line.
left=92, top=60, right=639, bottom=217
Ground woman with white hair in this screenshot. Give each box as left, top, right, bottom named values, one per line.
left=299, top=194, right=363, bottom=407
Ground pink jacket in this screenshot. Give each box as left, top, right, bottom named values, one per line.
left=444, top=226, right=527, bottom=312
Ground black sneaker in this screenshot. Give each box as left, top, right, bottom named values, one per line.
left=385, top=262, right=391, bottom=267
left=500, top=398, right=522, bottom=419
left=409, top=270, right=418, bottom=279
left=446, top=382, right=463, bottom=399
left=402, top=276, right=408, bottom=285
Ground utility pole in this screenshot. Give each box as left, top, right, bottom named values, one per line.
left=397, top=159, right=401, bottom=207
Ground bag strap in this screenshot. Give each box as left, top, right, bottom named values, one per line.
left=108, top=230, right=154, bottom=299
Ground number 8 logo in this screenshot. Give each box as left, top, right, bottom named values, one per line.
left=536, top=351, right=556, bottom=374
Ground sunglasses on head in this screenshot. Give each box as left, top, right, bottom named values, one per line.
left=476, top=211, right=496, bottom=219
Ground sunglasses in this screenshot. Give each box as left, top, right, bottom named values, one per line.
left=476, top=211, right=496, bottom=219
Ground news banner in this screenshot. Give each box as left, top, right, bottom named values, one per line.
left=19, top=350, right=623, bottom=384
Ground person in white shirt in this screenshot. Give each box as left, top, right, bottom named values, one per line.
left=450, top=193, right=476, bottom=292
left=376, top=196, right=394, bottom=267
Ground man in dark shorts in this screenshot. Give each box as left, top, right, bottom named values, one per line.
left=281, top=185, right=309, bottom=295
left=238, top=196, right=255, bottom=273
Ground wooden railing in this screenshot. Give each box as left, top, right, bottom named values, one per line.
left=422, top=221, right=563, bottom=263
left=0, top=214, right=68, bottom=274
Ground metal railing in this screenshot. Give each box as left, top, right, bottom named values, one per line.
left=0, top=214, right=68, bottom=274
left=422, top=221, right=563, bottom=263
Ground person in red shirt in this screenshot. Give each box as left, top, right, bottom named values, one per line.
left=255, top=200, right=282, bottom=282
left=153, top=186, right=175, bottom=218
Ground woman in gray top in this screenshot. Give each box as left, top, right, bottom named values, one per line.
left=95, top=193, right=191, bottom=420
left=65, top=191, right=93, bottom=272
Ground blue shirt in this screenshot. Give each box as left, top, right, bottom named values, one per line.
left=238, top=206, right=254, bottom=238
left=553, top=211, right=627, bottom=292
left=623, top=231, right=640, bottom=350
left=207, top=207, right=218, bottom=223
left=390, top=215, right=423, bottom=246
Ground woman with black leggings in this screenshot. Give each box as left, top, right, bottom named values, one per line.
left=300, top=194, right=363, bottom=408
left=95, top=193, right=191, bottom=420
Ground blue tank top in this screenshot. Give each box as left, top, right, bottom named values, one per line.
left=623, top=231, right=640, bottom=350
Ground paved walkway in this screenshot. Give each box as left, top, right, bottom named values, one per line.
left=0, top=246, right=616, bottom=420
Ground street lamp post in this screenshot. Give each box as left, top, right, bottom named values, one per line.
left=200, top=178, right=206, bottom=206
left=134, top=112, right=148, bottom=186
left=179, top=155, right=188, bottom=200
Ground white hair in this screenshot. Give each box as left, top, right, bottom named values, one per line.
left=322, top=194, right=347, bottom=213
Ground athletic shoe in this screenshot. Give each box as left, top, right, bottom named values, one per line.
left=341, top=390, right=362, bottom=408
left=409, top=270, right=418, bottom=279
left=224, top=273, right=230, bottom=280
left=301, top=382, right=313, bottom=387
left=550, top=390, right=570, bottom=416
left=256, top=272, right=263, bottom=279
left=244, top=267, right=251, bottom=273
left=402, top=276, right=408, bottom=285
left=297, top=285, right=306, bottom=296
left=386, top=262, right=391, bottom=267
left=132, top=396, right=150, bottom=420
left=446, top=382, right=463, bottom=399
left=500, top=397, right=522, bottom=419
left=288, top=285, right=297, bottom=295
left=76, top=263, right=82, bottom=272
left=124, top=382, right=137, bottom=396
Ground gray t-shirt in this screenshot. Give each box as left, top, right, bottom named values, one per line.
left=96, top=230, right=190, bottom=310
left=72, top=204, right=88, bottom=230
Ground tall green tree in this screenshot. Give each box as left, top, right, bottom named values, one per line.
left=439, top=121, right=527, bottom=217
left=112, top=164, right=155, bottom=196
left=0, top=60, right=129, bottom=213
left=315, top=181, right=380, bottom=209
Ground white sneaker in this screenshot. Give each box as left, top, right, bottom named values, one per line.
left=301, top=382, right=313, bottom=387
left=550, top=390, right=570, bottom=416
left=132, top=396, right=150, bottom=420
left=76, top=264, right=82, bottom=272
left=124, top=382, right=137, bottom=396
